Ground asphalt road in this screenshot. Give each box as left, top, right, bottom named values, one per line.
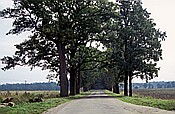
left=43, top=90, right=175, bottom=114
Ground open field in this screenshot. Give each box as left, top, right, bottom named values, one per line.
left=0, top=91, right=60, bottom=99
left=0, top=91, right=60, bottom=104
left=0, top=91, right=91, bottom=114
left=104, top=90, right=175, bottom=111
left=133, top=88, right=175, bottom=100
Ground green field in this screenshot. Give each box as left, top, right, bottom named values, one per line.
left=0, top=91, right=90, bottom=114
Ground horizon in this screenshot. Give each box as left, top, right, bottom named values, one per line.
left=1, top=80, right=175, bottom=85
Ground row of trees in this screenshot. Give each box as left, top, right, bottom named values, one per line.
left=0, top=0, right=166, bottom=97
left=0, top=82, right=59, bottom=91
left=133, top=81, right=175, bottom=89
left=1, top=81, right=175, bottom=91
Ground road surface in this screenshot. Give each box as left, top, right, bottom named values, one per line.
left=43, top=90, right=175, bottom=114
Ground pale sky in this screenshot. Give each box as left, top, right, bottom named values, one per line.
left=0, top=0, right=175, bottom=84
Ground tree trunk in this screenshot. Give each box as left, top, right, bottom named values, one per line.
left=108, top=86, right=112, bottom=91
left=116, top=83, right=120, bottom=94
left=124, top=71, right=128, bottom=96
left=113, top=83, right=120, bottom=94
left=129, top=71, right=132, bottom=97
left=58, top=43, right=68, bottom=97
left=76, top=68, right=81, bottom=94
left=83, top=86, right=88, bottom=92
left=113, top=85, right=116, bottom=93
left=70, top=67, right=76, bottom=95
left=69, top=49, right=77, bottom=96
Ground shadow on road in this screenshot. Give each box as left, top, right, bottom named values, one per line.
left=81, top=95, right=123, bottom=99
left=78, top=91, right=124, bottom=99
left=66, top=90, right=124, bottom=100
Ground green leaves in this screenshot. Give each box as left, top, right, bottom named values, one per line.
left=0, top=0, right=166, bottom=89
left=101, top=0, right=166, bottom=83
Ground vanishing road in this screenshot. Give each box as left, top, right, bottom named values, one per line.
left=43, top=90, right=175, bottom=114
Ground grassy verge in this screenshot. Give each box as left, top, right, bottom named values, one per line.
left=104, top=90, right=175, bottom=111
left=0, top=91, right=91, bottom=114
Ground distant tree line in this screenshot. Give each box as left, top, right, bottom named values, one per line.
left=0, top=82, right=60, bottom=91
left=1, top=81, right=174, bottom=91
left=133, top=81, right=175, bottom=89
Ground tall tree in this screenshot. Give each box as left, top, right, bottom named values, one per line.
left=115, top=0, right=166, bottom=96
left=1, top=0, right=118, bottom=96
left=65, top=1, right=118, bottom=95
left=1, top=0, right=71, bottom=97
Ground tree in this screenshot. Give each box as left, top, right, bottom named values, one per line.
left=1, top=0, right=118, bottom=96
left=65, top=1, right=118, bottom=95
left=1, top=0, right=70, bottom=97
left=1, top=0, right=166, bottom=97
left=115, top=0, right=166, bottom=96
left=79, top=46, right=108, bottom=91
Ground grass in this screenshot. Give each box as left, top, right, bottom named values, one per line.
left=0, top=98, right=68, bottom=114
left=0, top=91, right=91, bottom=114
left=104, top=90, right=175, bottom=111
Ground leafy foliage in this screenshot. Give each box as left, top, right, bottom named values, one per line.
left=0, top=0, right=166, bottom=96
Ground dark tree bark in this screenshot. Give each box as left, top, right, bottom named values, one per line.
left=76, top=68, right=81, bottom=94
left=83, top=87, right=88, bottom=92
left=70, top=67, right=77, bottom=95
left=129, top=71, right=133, bottom=97
left=116, top=83, right=120, bottom=94
left=108, top=86, right=112, bottom=91
left=70, top=49, right=77, bottom=95
left=58, top=42, right=68, bottom=97
left=124, top=71, right=128, bottom=96
left=113, top=83, right=120, bottom=94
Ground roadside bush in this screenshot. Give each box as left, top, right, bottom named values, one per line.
left=0, top=96, right=3, bottom=103
left=12, top=92, right=35, bottom=104
left=43, top=92, right=59, bottom=99
left=48, top=93, right=59, bottom=98
left=12, top=95, right=22, bottom=104
left=35, top=94, right=44, bottom=99
left=0, top=91, right=60, bottom=105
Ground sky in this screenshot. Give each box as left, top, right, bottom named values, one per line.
left=0, top=0, right=175, bottom=84
left=0, top=1, right=50, bottom=84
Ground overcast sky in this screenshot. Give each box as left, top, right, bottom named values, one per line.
left=0, top=0, right=175, bottom=84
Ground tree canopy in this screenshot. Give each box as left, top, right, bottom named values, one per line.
left=1, top=0, right=166, bottom=97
